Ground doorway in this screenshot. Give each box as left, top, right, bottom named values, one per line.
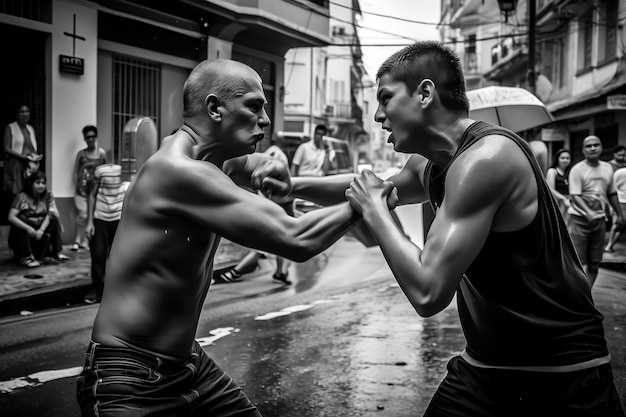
left=0, top=23, right=46, bottom=224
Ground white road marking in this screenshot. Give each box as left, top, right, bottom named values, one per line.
left=0, top=366, right=83, bottom=393
left=0, top=296, right=343, bottom=393
left=196, top=327, right=239, bottom=347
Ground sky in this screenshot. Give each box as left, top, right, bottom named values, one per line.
left=355, top=0, right=442, bottom=80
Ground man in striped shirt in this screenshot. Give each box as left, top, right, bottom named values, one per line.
left=84, top=164, right=129, bottom=304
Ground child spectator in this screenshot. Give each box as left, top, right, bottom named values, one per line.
left=84, top=164, right=129, bottom=304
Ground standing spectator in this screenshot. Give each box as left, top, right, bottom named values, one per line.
left=213, top=137, right=294, bottom=285
left=72, top=125, right=106, bottom=252
left=7, top=171, right=68, bottom=267
left=3, top=104, right=41, bottom=197
left=291, top=124, right=332, bottom=177
left=605, top=165, right=626, bottom=253
left=545, top=148, right=572, bottom=220
left=608, top=144, right=626, bottom=172
left=84, top=164, right=129, bottom=304
left=605, top=145, right=626, bottom=230
left=568, top=135, right=624, bottom=287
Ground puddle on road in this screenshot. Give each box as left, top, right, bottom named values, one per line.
left=204, top=284, right=465, bottom=416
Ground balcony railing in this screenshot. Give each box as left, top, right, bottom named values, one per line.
left=326, top=102, right=352, bottom=119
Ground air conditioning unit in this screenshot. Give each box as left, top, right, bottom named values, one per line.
left=324, top=105, right=334, bottom=116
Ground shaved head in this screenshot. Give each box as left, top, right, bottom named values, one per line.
left=183, top=59, right=262, bottom=118
left=583, top=135, right=600, bottom=145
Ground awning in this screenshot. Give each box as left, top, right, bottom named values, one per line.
left=547, top=81, right=626, bottom=121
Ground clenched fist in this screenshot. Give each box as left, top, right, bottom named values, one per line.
left=345, top=169, right=399, bottom=215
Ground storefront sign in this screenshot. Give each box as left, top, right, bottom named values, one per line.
left=540, top=127, right=567, bottom=142
left=59, top=55, right=84, bottom=74
left=607, top=95, right=626, bottom=110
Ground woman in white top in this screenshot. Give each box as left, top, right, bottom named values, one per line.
left=3, top=104, right=40, bottom=196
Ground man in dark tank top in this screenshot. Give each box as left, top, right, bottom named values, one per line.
left=291, top=41, right=625, bottom=416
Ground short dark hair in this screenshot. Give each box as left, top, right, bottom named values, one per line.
left=613, top=145, right=626, bottom=154
left=314, top=124, right=327, bottom=135
left=82, top=125, right=98, bottom=136
left=376, top=41, right=469, bottom=113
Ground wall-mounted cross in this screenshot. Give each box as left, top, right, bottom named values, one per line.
left=63, top=13, right=85, bottom=57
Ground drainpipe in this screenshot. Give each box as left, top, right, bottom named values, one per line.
left=310, top=48, right=314, bottom=136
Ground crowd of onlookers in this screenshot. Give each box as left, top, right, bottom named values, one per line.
left=4, top=104, right=626, bottom=300
left=3, top=104, right=128, bottom=304
left=545, top=139, right=626, bottom=288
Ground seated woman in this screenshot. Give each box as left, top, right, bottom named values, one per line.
left=7, top=170, right=68, bottom=267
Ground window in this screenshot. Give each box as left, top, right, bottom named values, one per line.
left=284, top=120, right=305, bottom=132
left=465, top=34, right=477, bottom=73
left=598, top=0, right=618, bottom=62
left=581, top=11, right=593, bottom=70
left=541, top=35, right=565, bottom=89
left=112, top=55, right=161, bottom=163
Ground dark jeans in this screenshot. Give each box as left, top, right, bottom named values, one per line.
left=424, top=356, right=625, bottom=417
left=76, top=340, right=262, bottom=417
left=89, top=219, right=119, bottom=295
left=8, top=218, right=62, bottom=262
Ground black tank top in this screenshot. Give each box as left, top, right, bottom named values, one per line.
left=424, top=121, right=608, bottom=366
left=553, top=168, right=569, bottom=196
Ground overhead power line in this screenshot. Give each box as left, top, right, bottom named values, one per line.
left=328, top=0, right=526, bottom=28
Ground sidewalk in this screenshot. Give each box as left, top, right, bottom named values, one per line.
left=0, top=239, right=250, bottom=317
left=1, top=233, right=626, bottom=318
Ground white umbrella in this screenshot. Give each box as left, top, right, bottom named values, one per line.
left=466, top=86, right=553, bottom=133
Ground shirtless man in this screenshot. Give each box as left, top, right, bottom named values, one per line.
left=293, top=41, right=625, bottom=416
left=75, top=59, right=386, bottom=416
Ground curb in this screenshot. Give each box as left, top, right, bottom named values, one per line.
left=0, top=281, right=93, bottom=317
left=0, top=260, right=241, bottom=318
left=600, top=260, right=626, bottom=273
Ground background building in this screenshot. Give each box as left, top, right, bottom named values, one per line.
left=0, top=0, right=331, bottom=243
left=440, top=0, right=626, bottom=164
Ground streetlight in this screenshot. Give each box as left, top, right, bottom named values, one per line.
left=496, top=0, right=535, bottom=93
left=497, top=0, right=519, bottom=23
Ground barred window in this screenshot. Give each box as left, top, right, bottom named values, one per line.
left=111, top=55, right=161, bottom=163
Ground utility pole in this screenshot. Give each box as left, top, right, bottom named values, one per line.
left=527, top=0, right=536, bottom=93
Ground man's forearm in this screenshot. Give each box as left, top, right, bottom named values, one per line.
left=291, top=174, right=356, bottom=206
left=281, top=202, right=359, bottom=261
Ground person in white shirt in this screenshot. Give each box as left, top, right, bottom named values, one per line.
left=604, top=165, right=626, bottom=253
left=291, top=124, right=331, bottom=177
left=567, top=135, right=624, bottom=287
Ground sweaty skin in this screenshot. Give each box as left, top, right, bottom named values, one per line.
left=91, top=61, right=370, bottom=362
left=294, top=73, right=539, bottom=318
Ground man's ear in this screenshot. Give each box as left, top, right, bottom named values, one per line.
left=206, top=94, right=221, bottom=121
left=416, top=79, right=435, bottom=108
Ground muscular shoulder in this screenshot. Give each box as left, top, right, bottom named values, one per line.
left=145, top=150, right=222, bottom=186
left=446, top=135, right=532, bottom=210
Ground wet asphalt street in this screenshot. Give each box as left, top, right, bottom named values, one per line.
left=0, top=234, right=625, bottom=416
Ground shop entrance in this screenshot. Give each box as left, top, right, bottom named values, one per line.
left=0, top=23, right=46, bottom=225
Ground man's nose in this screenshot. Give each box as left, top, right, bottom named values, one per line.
left=259, top=109, right=271, bottom=128
left=374, top=105, right=385, bottom=123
